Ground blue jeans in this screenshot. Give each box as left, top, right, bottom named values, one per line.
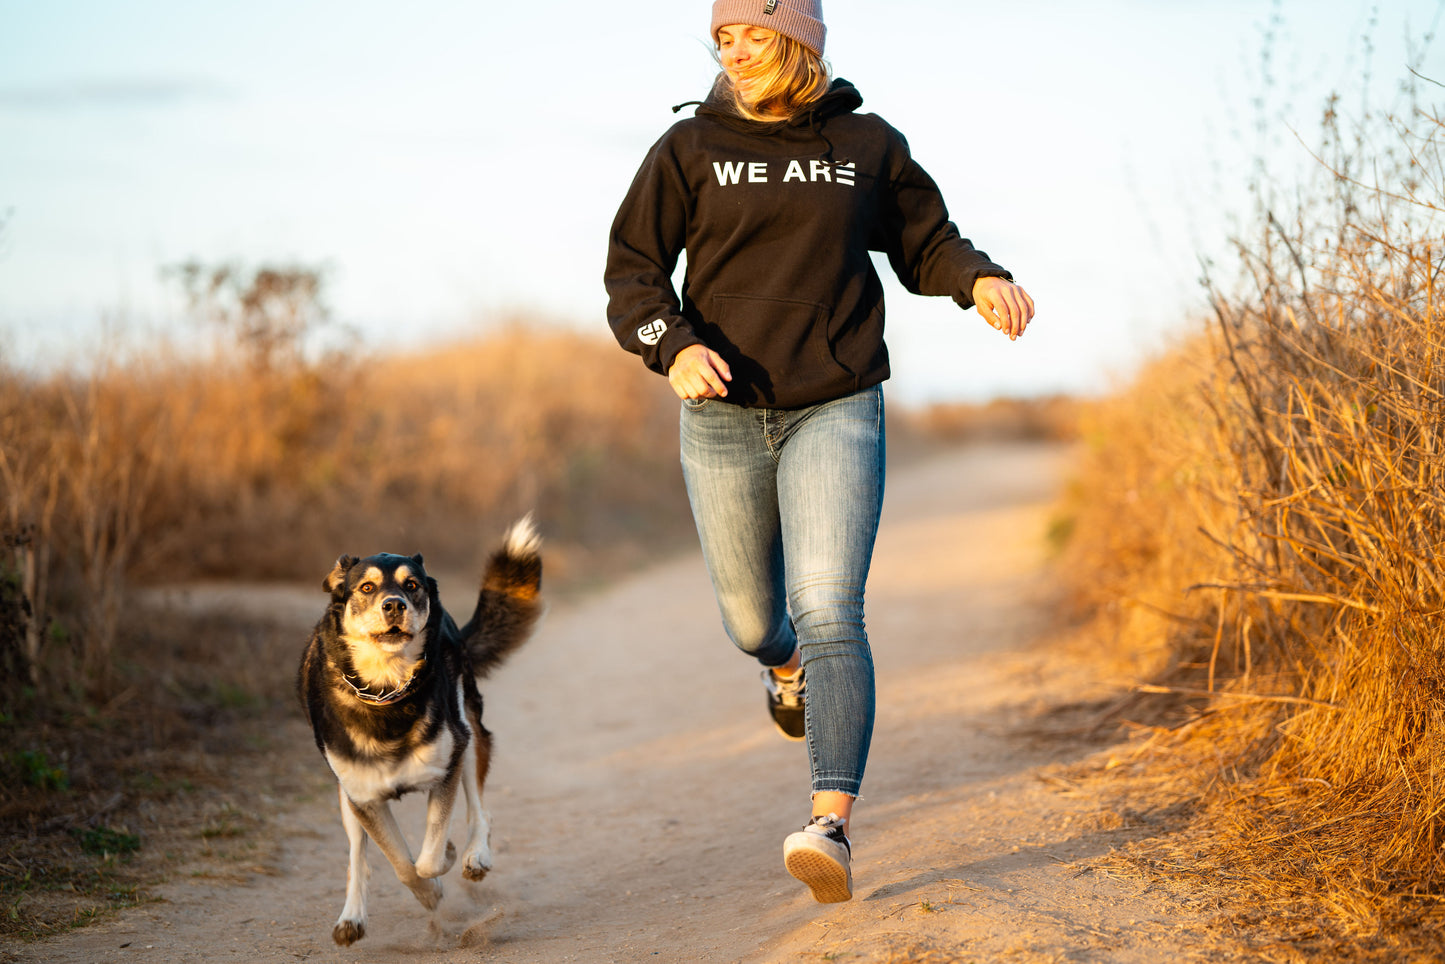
left=679, top=385, right=885, bottom=798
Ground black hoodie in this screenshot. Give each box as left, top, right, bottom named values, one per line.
left=604, top=79, right=1012, bottom=409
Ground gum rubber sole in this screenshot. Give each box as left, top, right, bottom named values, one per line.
left=784, top=843, right=852, bottom=903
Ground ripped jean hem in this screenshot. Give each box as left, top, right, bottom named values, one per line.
left=810, top=776, right=864, bottom=797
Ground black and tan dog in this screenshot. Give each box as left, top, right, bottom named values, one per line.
left=297, top=518, right=543, bottom=946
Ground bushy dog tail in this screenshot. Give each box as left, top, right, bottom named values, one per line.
left=463, top=515, right=544, bottom=679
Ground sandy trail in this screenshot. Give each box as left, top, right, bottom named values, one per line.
left=25, top=442, right=1218, bottom=964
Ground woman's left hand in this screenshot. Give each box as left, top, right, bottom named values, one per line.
left=973, top=276, right=1035, bottom=341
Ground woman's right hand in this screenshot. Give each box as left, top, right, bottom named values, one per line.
left=668, top=344, right=733, bottom=400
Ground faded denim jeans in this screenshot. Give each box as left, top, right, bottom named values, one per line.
left=679, top=385, right=884, bottom=798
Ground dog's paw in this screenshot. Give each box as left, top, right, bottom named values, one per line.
left=409, top=877, right=444, bottom=911
left=463, top=813, right=494, bottom=880
left=416, top=840, right=457, bottom=879
left=332, top=919, right=366, bottom=946
left=462, top=838, right=497, bottom=884
left=462, top=849, right=492, bottom=881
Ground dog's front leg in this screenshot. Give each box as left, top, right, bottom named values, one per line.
left=415, top=766, right=463, bottom=879
left=333, top=784, right=372, bottom=946
left=346, top=796, right=446, bottom=911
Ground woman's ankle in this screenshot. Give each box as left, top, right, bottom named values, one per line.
left=811, top=792, right=855, bottom=830
left=772, top=646, right=803, bottom=678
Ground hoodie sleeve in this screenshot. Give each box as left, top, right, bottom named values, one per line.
left=871, top=123, right=1012, bottom=310
left=604, top=130, right=706, bottom=376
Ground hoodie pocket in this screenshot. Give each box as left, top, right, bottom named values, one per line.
left=711, top=293, right=855, bottom=406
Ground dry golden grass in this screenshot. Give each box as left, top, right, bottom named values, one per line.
left=1057, top=81, right=1445, bottom=955
left=0, top=325, right=697, bottom=697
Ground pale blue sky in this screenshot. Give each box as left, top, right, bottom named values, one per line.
left=1, top=0, right=1440, bottom=401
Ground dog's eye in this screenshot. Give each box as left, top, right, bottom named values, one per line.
left=404, top=579, right=420, bottom=592
left=359, top=582, right=376, bottom=594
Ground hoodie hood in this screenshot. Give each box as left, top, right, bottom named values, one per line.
left=679, top=77, right=864, bottom=133
left=679, top=77, right=863, bottom=163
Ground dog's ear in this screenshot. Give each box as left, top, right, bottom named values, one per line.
left=411, top=553, right=425, bottom=568
left=324, top=555, right=359, bottom=595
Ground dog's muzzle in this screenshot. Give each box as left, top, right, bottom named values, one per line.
left=376, top=596, right=415, bottom=639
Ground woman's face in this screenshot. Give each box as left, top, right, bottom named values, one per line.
left=717, top=23, right=777, bottom=99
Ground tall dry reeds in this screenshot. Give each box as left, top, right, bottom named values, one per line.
left=1062, top=76, right=1445, bottom=943
left=0, top=324, right=692, bottom=702
left=0, top=351, right=173, bottom=690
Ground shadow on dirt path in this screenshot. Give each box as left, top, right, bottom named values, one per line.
left=23, top=441, right=1226, bottom=964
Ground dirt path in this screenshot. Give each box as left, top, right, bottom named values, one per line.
left=23, top=442, right=1221, bottom=964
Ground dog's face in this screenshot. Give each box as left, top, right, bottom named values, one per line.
left=325, top=553, right=432, bottom=659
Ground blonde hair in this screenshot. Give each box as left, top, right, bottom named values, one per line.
left=716, top=32, right=831, bottom=122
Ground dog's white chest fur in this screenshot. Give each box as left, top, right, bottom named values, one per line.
left=326, top=727, right=456, bottom=805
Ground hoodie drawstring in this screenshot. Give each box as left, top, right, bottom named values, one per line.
left=807, top=110, right=850, bottom=167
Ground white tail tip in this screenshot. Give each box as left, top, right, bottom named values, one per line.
left=503, top=514, right=541, bottom=557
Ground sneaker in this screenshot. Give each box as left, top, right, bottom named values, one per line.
left=784, top=814, right=852, bottom=903
left=762, top=665, right=806, bottom=741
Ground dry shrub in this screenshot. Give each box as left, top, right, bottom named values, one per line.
left=1060, top=76, right=1445, bottom=950
left=122, top=324, right=694, bottom=582
left=0, top=353, right=171, bottom=692
left=0, top=323, right=692, bottom=701
left=1060, top=337, right=1241, bottom=683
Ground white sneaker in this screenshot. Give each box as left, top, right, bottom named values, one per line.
left=783, top=813, right=852, bottom=902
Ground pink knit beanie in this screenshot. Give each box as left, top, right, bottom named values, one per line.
left=711, top=0, right=826, bottom=57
